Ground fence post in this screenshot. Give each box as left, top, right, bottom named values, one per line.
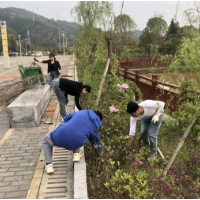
left=135, top=70, right=140, bottom=80
left=118, top=58, right=121, bottom=68
left=124, top=67, right=128, bottom=80
left=135, top=70, right=140, bottom=101
left=152, top=74, right=158, bottom=100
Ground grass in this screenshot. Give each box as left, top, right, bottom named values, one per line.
left=82, top=93, right=200, bottom=199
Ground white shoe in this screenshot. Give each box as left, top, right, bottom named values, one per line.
left=45, top=164, right=54, bottom=174
left=60, top=117, right=64, bottom=123
left=73, top=152, right=82, bottom=162
left=150, top=154, right=157, bottom=161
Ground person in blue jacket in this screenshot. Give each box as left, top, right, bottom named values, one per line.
left=43, top=110, right=104, bottom=174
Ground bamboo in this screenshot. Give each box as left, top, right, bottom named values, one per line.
left=161, top=112, right=198, bottom=180
left=96, top=58, right=110, bottom=107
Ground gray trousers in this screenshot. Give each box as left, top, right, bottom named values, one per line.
left=43, top=133, right=55, bottom=164
left=47, top=71, right=59, bottom=85
left=141, top=114, right=163, bottom=156
left=43, top=133, right=80, bottom=164
left=51, top=78, right=66, bottom=117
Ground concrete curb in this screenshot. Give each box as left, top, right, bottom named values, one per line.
left=73, top=64, right=88, bottom=199
left=7, top=85, right=51, bottom=128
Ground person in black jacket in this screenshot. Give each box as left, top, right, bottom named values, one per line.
left=51, top=78, right=91, bottom=118
left=34, top=53, right=61, bottom=84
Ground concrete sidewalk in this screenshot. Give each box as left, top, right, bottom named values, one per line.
left=0, top=55, right=87, bottom=199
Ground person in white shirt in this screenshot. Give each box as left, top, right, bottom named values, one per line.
left=127, top=100, right=165, bottom=160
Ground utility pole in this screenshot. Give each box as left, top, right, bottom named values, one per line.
left=62, top=33, right=65, bottom=56
left=59, top=33, right=60, bottom=49
left=25, top=38, right=27, bottom=55
left=18, top=35, right=21, bottom=56
left=32, top=9, right=35, bottom=22
left=27, top=29, right=30, bottom=52
left=16, top=41, right=19, bottom=52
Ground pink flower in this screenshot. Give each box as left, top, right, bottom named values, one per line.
left=109, top=105, right=119, bottom=112
left=167, top=184, right=172, bottom=190
left=124, top=135, right=129, bottom=139
left=121, top=83, right=129, bottom=89
left=140, top=147, right=144, bottom=151
left=116, top=83, right=129, bottom=89
left=134, top=159, right=139, bottom=164
left=116, top=84, right=122, bottom=88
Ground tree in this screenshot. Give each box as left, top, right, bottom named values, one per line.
left=71, top=1, right=114, bottom=62
left=183, top=9, right=198, bottom=27
left=139, top=16, right=168, bottom=55
left=113, top=14, right=137, bottom=57
left=167, top=18, right=180, bottom=36
left=176, top=1, right=200, bottom=29
left=114, top=14, right=137, bottom=44
left=173, top=25, right=200, bottom=53
left=165, top=19, right=180, bottom=55
left=71, top=1, right=113, bottom=30
left=184, top=1, right=200, bottom=29
left=71, top=1, right=118, bottom=108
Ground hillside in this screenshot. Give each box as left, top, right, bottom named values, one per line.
left=0, top=7, right=80, bottom=51
left=130, top=30, right=142, bottom=41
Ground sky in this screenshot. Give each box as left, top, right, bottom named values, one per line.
left=0, top=1, right=193, bottom=30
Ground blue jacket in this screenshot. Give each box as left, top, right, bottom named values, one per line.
left=50, top=110, right=103, bottom=152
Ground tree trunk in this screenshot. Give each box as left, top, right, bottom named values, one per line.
left=106, top=37, right=111, bottom=58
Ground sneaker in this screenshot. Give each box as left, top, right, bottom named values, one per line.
left=45, top=164, right=54, bottom=174
left=150, top=154, right=157, bottom=161
left=73, top=152, right=82, bottom=162
left=60, top=117, right=64, bottom=123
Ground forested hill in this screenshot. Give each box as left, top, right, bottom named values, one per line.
left=0, top=7, right=80, bottom=51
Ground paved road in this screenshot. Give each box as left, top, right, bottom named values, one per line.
left=0, top=55, right=69, bottom=81
left=0, top=55, right=75, bottom=199
left=0, top=108, right=10, bottom=141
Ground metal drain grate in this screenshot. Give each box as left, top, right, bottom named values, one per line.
left=37, top=147, right=73, bottom=199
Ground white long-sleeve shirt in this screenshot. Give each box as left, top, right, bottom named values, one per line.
left=129, top=100, right=165, bottom=135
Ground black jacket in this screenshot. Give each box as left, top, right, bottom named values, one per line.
left=59, top=78, right=83, bottom=110
left=42, top=59, right=61, bottom=75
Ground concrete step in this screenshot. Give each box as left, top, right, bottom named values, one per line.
left=7, top=85, right=50, bottom=128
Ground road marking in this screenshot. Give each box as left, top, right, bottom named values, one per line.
left=0, top=104, right=7, bottom=112
left=0, top=67, right=18, bottom=75
left=26, top=102, right=59, bottom=199
left=0, top=129, right=14, bottom=149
